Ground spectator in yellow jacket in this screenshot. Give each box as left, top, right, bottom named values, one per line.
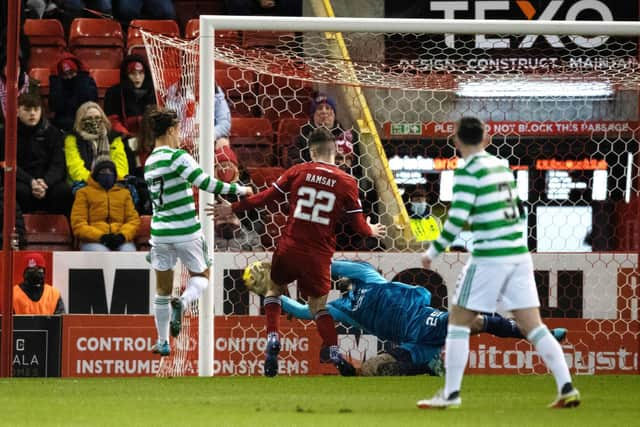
left=64, top=101, right=129, bottom=191
left=71, top=156, right=140, bottom=251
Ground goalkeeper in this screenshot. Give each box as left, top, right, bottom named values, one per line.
left=244, top=259, right=567, bottom=376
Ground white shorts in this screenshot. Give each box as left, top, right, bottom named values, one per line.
left=453, top=255, right=540, bottom=313
left=148, top=237, right=211, bottom=273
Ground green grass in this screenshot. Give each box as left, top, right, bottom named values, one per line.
left=1, top=375, right=636, bottom=427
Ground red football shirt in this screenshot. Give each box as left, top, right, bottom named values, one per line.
left=232, top=162, right=371, bottom=255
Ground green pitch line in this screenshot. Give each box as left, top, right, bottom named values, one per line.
left=1, top=375, right=637, bottom=427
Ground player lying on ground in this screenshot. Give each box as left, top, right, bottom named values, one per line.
left=243, top=259, right=567, bottom=376
left=211, top=128, right=385, bottom=377
left=418, top=117, right=579, bottom=409
left=144, top=107, right=252, bottom=356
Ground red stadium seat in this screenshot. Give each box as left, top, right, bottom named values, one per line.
left=135, top=215, right=152, bottom=250
left=69, top=19, right=124, bottom=70
left=23, top=19, right=66, bottom=47
left=90, top=68, right=120, bottom=100
left=23, top=19, right=66, bottom=71
left=229, top=118, right=275, bottom=166
left=23, top=214, right=73, bottom=251
left=127, top=19, right=180, bottom=56
left=29, top=68, right=51, bottom=96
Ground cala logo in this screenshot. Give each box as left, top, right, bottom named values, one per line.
left=431, top=0, right=614, bottom=49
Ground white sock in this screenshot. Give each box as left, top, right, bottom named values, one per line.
left=181, top=276, right=209, bottom=307
left=528, top=325, right=572, bottom=393
left=154, top=295, right=171, bottom=343
left=444, top=325, right=470, bottom=398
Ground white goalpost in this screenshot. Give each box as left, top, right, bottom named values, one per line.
left=140, top=14, right=640, bottom=377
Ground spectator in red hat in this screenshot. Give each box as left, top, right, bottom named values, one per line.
left=287, top=92, right=360, bottom=167
left=104, top=55, right=156, bottom=139
left=49, top=53, right=98, bottom=132
left=13, top=253, right=65, bottom=315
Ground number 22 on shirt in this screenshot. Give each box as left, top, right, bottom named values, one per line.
left=293, top=186, right=336, bottom=225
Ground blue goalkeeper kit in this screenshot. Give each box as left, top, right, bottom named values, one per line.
left=280, top=260, right=447, bottom=365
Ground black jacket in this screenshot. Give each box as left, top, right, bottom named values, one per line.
left=104, top=54, right=156, bottom=135
left=0, top=117, right=66, bottom=188
left=49, top=54, right=98, bottom=132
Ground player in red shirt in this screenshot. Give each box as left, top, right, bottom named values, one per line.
left=213, top=128, right=386, bottom=376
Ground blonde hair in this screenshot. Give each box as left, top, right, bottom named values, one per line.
left=73, top=101, right=111, bottom=134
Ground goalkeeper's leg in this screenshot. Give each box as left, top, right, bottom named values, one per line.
left=474, top=313, right=567, bottom=342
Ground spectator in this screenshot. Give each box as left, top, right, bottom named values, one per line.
left=287, top=92, right=359, bottom=167
left=0, top=93, right=72, bottom=215
left=24, top=0, right=60, bottom=19
left=225, top=0, right=302, bottom=16
left=163, top=82, right=230, bottom=151
left=407, top=188, right=429, bottom=219
left=13, top=253, right=65, bottom=315
left=71, top=155, right=140, bottom=251
left=0, top=51, right=39, bottom=132
left=49, top=53, right=98, bottom=132
left=114, top=0, right=176, bottom=24
left=104, top=54, right=156, bottom=138
left=64, top=101, right=129, bottom=188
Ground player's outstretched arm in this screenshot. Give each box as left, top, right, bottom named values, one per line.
left=331, top=260, right=387, bottom=286
left=175, top=150, right=252, bottom=196
left=281, top=295, right=355, bottom=326
left=424, top=170, right=477, bottom=264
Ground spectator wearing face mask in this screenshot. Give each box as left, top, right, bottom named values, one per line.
left=408, top=188, right=429, bottom=219
left=71, top=156, right=140, bottom=251
left=64, top=101, right=129, bottom=190
left=13, top=253, right=64, bottom=315
left=104, top=55, right=156, bottom=138
left=0, top=93, right=73, bottom=215
left=288, top=92, right=360, bottom=168
left=49, top=53, right=98, bottom=132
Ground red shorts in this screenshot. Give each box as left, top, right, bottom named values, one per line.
left=270, top=246, right=331, bottom=298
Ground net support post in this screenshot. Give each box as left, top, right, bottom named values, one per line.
left=198, top=16, right=215, bottom=377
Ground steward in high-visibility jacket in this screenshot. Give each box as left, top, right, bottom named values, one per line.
left=12, top=253, right=65, bottom=315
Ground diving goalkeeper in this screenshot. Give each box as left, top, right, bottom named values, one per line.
left=243, top=259, right=567, bottom=376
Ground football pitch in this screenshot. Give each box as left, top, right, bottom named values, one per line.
left=2, top=375, right=637, bottom=427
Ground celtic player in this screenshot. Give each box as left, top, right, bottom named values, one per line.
left=144, top=108, right=252, bottom=356
left=417, top=117, right=579, bottom=409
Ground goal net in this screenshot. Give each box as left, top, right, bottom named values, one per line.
left=142, top=16, right=640, bottom=377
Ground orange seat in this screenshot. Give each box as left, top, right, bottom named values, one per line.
left=127, top=19, right=180, bottom=55
left=69, top=19, right=124, bottom=70
left=24, top=19, right=67, bottom=71
left=90, top=68, right=120, bottom=99
left=69, top=18, right=124, bottom=47
left=24, top=19, right=66, bottom=47
left=23, top=214, right=73, bottom=251
left=134, top=215, right=151, bottom=250
left=29, top=68, right=51, bottom=96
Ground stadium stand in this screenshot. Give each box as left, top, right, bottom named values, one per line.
left=127, top=19, right=181, bottom=58
left=275, top=117, right=307, bottom=166
left=90, top=68, right=121, bottom=105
